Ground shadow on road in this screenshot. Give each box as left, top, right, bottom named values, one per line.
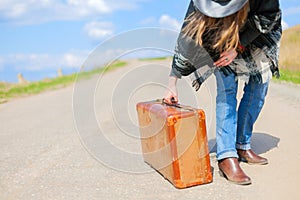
left=208, top=132, right=280, bottom=155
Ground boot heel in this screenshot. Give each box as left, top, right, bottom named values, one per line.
left=219, top=170, right=225, bottom=178
left=218, top=158, right=252, bottom=185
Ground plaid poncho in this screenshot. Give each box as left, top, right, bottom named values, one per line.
left=170, top=0, right=282, bottom=91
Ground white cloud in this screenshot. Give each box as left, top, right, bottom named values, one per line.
left=62, top=53, right=84, bottom=68
left=1, top=51, right=89, bottom=72
left=282, top=20, right=289, bottom=30
left=159, top=15, right=181, bottom=31
left=84, top=21, right=114, bottom=40
left=67, top=0, right=111, bottom=14
left=6, top=3, right=27, bottom=18
left=0, top=0, right=148, bottom=25
left=284, top=6, right=300, bottom=16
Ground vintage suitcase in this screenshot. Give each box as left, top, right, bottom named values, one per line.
left=136, top=100, right=213, bottom=188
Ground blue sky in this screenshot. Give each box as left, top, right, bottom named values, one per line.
left=0, top=0, right=299, bottom=83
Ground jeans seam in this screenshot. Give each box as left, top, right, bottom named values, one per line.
left=237, top=82, right=254, bottom=145
left=216, top=71, right=239, bottom=160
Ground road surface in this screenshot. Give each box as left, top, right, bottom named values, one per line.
left=1, top=59, right=299, bottom=200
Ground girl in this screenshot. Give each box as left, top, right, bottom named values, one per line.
left=164, top=0, right=282, bottom=185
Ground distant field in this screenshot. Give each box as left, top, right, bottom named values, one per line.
left=276, top=24, right=300, bottom=84
left=279, top=25, right=300, bottom=72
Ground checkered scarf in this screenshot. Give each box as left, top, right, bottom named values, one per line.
left=171, top=2, right=282, bottom=91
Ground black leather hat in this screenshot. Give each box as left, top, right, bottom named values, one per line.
left=192, top=0, right=248, bottom=18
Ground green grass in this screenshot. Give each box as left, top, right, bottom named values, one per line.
left=0, top=61, right=127, bottom=101
left=0, top=82, right=8, bottom=89
left=77, top=61, right=127, bottom=79
left=277, top=25, right=300, bottom=83
left=138, top=56, right=169, bottom=61
left=276, top=69, right=300, bottom=84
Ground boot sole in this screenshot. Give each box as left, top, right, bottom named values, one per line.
left=238, top=158, right=269, bottom=165
left=219, top=170, right=252, bottom=185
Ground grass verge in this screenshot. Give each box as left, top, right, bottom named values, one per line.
left=1, top=59, right=299, bottom=103
left=138, top=57, right=169, bottom=61
left=274, top=69, right=300, bottom=84
left=0, top=61, right=127, bottom=102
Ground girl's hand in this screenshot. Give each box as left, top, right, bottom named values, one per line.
left=163, top=76, right=178, bottom=105
left=214, top=49, right=238, bottom=67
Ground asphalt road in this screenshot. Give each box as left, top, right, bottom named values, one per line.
left=1, top=59, right=300, bottom=200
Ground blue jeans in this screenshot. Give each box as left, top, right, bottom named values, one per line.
left=215, top=70, right=269, bottom=160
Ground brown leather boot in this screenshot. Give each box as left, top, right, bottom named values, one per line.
left=218, top=157, right=251, bottom=185
left=237, top=149, right=268, bottom=165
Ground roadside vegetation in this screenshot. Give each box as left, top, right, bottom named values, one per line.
left=0, top=61, right=127, bottom=103
left=138, top=56, right=169, bottom=61
left=275, top=69, right=300, bottom=84
left=277, top=24, right=300, bottom=84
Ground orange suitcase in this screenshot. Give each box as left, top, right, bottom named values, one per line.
left=136, top=100, right=213, bottom=189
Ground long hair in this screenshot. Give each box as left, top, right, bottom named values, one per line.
left=182, top=2, right=249, bottom=52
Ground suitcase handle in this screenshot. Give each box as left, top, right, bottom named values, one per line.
left=161, top=98, right=177, bottom=106
left=160, top=98, right=203, bottom=122
left=160, top=98, right=196, bottom=112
